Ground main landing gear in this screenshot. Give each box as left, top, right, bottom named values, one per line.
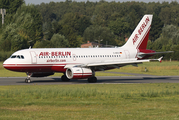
left=25, top=73, right=32, bottom=83
left=61, top=75, right=70, bottom=82
left=87, top=77, right=97, bottom=83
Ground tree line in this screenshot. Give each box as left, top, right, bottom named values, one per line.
left=0, top=0, right=179, bottom=60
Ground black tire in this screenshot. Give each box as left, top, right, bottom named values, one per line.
left=25, top=78, right=31, bottom=83
left=61, top=75, right=70, bottom=82
left=27, top=79, right=31, bottom=83
left=25, top=79, right=28, bottom=83
left=88, top=77, right=97, bottom=83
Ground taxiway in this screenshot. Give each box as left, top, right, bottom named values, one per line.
left=0, top=76, right=179, bottom=86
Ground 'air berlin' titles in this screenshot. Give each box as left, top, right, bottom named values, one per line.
left=133, top=16, right=150, bottom=45
left=39, top=51, right=71, bottom=56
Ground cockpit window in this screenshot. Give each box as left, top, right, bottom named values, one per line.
left=11, top=55, right=16, bottom=58
left=10, top=55, right=25, bottom=59
left=17, top=55, right=20, bottom=59
left=21, top=55, right=24, bottom=59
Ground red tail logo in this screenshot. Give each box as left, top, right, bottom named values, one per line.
left=133, top=17, right=150, bottom=45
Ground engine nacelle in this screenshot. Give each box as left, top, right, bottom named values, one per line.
left=66, top=67, right=93, bottom=79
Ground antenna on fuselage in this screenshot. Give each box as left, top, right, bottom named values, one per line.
left=29, top=46, right=31, bottom=49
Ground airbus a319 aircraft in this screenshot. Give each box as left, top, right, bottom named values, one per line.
left=3, top=15, right=172, bottom=83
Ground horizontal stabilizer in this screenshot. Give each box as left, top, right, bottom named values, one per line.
left=138, top=51, right=173, bottom=56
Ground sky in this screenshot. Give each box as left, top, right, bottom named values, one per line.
left=24, top=0, right=178, bottom=5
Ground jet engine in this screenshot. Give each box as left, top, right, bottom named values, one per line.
left=65, top=67, right=93, bottom=79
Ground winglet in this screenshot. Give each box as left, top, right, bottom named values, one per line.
left=158, top=56, right=163, bottom=63
left=150, top=56, right=163, bottom=62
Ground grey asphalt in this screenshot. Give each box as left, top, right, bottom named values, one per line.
left=0, top=76, right=179, bottom=86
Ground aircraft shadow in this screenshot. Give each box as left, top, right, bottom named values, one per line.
left=16, top=76, right=173, bottom=84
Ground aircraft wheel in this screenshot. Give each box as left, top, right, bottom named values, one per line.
left=88, top=77, right=97, bottom=83
left=25, top=78, right=31, bottom=83
left=61, top=75, right=70, bottom=82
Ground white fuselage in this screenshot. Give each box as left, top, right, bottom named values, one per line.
left=3, top=47, right=137, bottom=73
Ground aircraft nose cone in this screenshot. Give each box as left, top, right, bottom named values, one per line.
left=3, top=59, right=13, bottom=71
left=3, top=59, right=9, bottom=69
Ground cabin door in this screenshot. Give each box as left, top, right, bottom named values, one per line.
left=30, top=51, right=37, bottom=64
left=124, top=50, right=130, bottom=59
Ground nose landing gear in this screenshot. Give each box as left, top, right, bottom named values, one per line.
left=25, top=73, right=32, bottom=83
left=25, top=78, right=31, bottom=83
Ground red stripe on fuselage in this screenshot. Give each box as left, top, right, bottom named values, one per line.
left=3, top=64, right=66, bottom=73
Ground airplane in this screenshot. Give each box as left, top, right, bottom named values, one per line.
left=3, top=14, right=173, bottom=83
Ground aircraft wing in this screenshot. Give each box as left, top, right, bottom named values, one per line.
left=86, top=57, right=163, bottom=67
left=86, top=59, right=150, bottom=67
left=65, top=57, right=163, bottom=70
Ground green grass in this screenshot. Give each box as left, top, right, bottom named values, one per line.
left=1, top=61, right=179, bottom=77
left=1, top=83, right=179, bottom=119
left=108, top=61, right=179, bottom=76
